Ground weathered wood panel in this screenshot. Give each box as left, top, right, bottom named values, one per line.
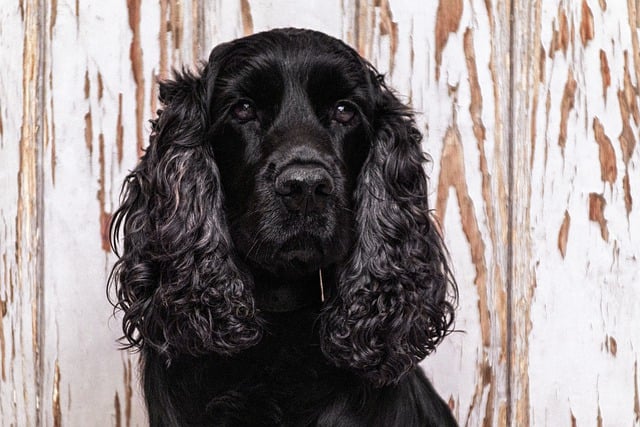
left=200, top=0, right=347, bottom=55
left=337, top=2, right=513, bottom=425
left=1, top=0, right=639, bottom=425
left=423, top=1, right=513, bottom=424
left=38, top=1, right=201, bottom=425
left=511, top=0, right=640, bottom=425
left=0, top=1, right=43, bottom=425
left=39, top=2, right=148, bottom=423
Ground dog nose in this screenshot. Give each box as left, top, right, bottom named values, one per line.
left=275, top=165, right=334, bottom=213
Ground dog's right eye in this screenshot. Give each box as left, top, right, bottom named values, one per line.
left=332, top=101, right=357, bottom=124
left=231, top=101, right=257, bottom=122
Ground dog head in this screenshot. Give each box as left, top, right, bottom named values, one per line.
left=110, top=28, right=456, bottom=386
left=208, top=30, right=372, bottom=279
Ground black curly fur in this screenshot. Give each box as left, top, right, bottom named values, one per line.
left=109, top=69, right=262, bottom=359
left=109, top=28, right=457, bottom=426
left=319, top=88, right=456, bottom=386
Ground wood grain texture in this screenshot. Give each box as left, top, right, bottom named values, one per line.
left=417, top=2, right=511, bottom=424
left=0, top=1, right=43, bottom=424
left=512, top=0, right=640, bottom=425
left=36, top=0, right=200, bottom=425
left=1, top=0, right=638, bottom=425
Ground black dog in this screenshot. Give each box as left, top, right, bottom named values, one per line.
left=110, top=28, right=458, bottom=426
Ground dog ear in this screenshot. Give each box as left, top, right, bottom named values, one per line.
left=320, top=77, right=457, bottom=386
left=109, top=64, right=261, bottom=362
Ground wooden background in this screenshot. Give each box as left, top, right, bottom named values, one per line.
left=1, top=0, right=638, bottom=425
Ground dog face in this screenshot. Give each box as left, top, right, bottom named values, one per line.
left=110, top=28, right=456, bottom=386
left=209, top=33, right=373, bottom=277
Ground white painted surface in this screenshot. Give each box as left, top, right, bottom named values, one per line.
left=1, top=1, right=638, bottom=425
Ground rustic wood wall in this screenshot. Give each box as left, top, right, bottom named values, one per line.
left=1, top=1, right=638, bottom=425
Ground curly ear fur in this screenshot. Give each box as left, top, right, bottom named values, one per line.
left=109, top=67, right=261, bottom=361
left=320, top=76, right=457, bottom=386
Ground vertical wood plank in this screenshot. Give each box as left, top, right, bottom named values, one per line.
left=0, top=1, right=43, bottom=424
left=352, top=1, right=512, bottom=424
left=200, top=0, right=346, bottom=58
left=509, top=1, right=539, bottom=424
left=511, top=0, right=640, bottom=425
left=38, top=1, right=202, bottom=425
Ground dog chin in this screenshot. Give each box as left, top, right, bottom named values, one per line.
left=256, top=234, right=331, bottom=275
left=281, top=248, right=322, bottom=271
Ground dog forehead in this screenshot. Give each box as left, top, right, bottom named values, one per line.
left=216, top=29, right=366, bottom=84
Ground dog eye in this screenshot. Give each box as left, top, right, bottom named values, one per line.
left=232, top=101, right=257, bottom=122
left=332, top=102, right=357, bottom=124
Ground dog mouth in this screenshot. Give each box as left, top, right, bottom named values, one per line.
left=230, top=196, right=351, bottom=276
left=278, top=239, right=324, bottom=273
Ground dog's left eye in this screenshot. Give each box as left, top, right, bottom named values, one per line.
left=332, top=102, right=357, bottom=124
left=232, top=101, right=257, bottom=122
